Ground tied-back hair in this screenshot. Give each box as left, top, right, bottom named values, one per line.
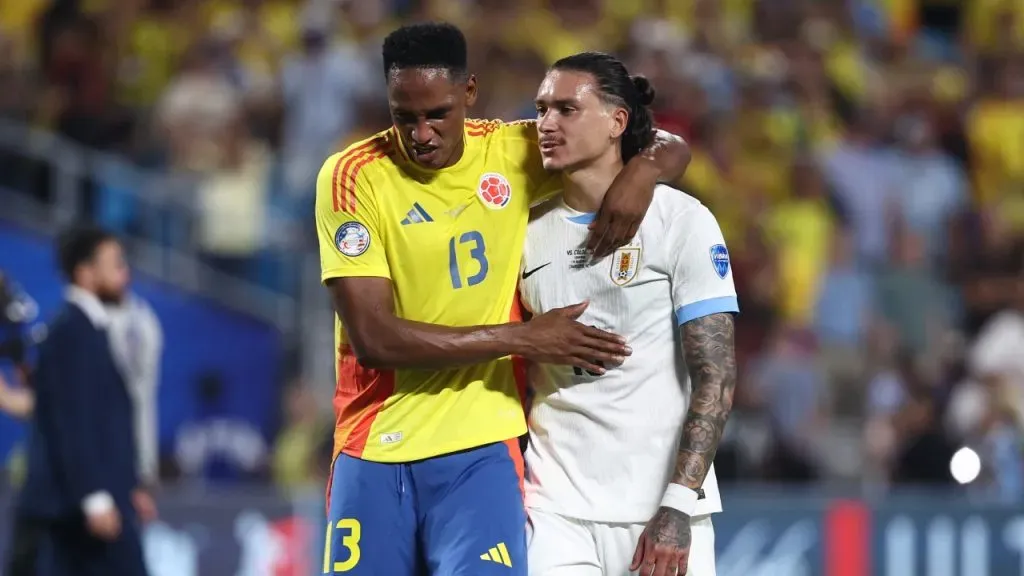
left=381, top=22, right=468, bottom=81
left=551, top=51, right=656, bottom=162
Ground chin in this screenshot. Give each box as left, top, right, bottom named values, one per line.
left=541, top=157, right=565, bottom=171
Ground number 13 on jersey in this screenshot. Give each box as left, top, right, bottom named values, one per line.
left=449, top=230, right=489, bottom=289
left=324, top=518, right=361, bottom=573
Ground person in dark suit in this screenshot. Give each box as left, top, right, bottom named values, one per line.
left=9, top=226, right=149, bottom=576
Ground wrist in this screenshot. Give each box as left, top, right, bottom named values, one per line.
left=496, top=322, right=530, bottom=357
left=660, top=483, right=699, bottom=517
left=629, top=152, right=662, bottom=182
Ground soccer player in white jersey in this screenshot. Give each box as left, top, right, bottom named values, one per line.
left=519, top=52, right=739, bottom=576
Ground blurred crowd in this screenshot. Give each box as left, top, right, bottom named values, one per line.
left=2, top=0, right=1024, bottom=498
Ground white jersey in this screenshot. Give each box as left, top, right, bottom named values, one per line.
left=519, top=185, right=738, bottom=524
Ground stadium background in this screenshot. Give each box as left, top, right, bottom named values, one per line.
left=1, top=0, right=1024, bottom=574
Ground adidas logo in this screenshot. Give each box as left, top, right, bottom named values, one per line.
left=401, top=202, right=433, bottom=225
left=480, top=542, right=512, bottom=567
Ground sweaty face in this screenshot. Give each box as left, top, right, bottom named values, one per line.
left=88, top=240, right=130, bottom=304
left=535, top=70, right=627, bottom=172
left=387, top=68, right=476, bottom=170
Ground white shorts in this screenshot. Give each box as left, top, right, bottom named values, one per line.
left=527, top=508, right=716, bottom=576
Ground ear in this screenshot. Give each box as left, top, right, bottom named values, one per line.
left=465, top=74, right=478, bottom=108
left=609, top=106, right=628, bottom=139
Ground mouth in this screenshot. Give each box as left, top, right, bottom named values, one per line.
left=539, top=138, right=562, bottom=155
left=411, top=144, right=440, bottom=162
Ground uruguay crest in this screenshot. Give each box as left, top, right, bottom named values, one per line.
left=610, top=246, right=641, bottom=286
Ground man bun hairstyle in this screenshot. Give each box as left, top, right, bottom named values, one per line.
left=631, top=75, right=656, bottom=106
left=56, top=225, right=116, bottom=281
left=382, top=22, right=468, bottom=80
left=551, top=51, right=656, bottom=162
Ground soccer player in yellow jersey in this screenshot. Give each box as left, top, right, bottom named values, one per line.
left=315, top=23, right=690, bottom=576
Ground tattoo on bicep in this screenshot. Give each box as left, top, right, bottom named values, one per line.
left=674, top=312, right=737, bottom=489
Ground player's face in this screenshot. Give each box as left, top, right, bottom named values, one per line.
left=88, top=240, right=130, bottom=304
left=387, top=68, right=477, bottom=170
left=535, top=70, right=628, bottom=172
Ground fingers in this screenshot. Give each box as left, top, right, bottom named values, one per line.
left=572, top=358, right=607, bottom=375
left=581, top=324, right=627, bottom=345
left=599, top=215, right=641, bottom=259
left=677, top=549, right=690, bottom=576
left=586, top=210, right=612, bottom=254
left=641, top=537, right=656, bottom=576
left=557, top=301, right=590, bottom=319
left=647, top=546, right=689, bottom=576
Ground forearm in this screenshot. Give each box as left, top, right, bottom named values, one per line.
left=672, top=313, right=737, bottom=490
left=634, top=129, right=691, bottom=183
left=354, top=316, right=527, bottom=370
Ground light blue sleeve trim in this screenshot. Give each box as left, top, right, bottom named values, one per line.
left=675, top=296, right=740, bottom=325
left=567, top=212, right=596, bottom=225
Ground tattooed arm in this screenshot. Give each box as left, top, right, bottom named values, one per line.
left=632, top=312, right=737, bottom=576
left=672, top=312, right=737, bottom=489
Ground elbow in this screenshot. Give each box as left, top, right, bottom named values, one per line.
left=669, top=134, right=692, bottom=180
left=349, top=342, right=393, bottom=370
left=347, top=331, right=402, bottom=370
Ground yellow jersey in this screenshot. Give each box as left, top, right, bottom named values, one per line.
left=315, top=120, right=553, bottom=463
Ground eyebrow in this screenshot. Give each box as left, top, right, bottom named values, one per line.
left=392, top=104, right=453, bottom=116
left=535, top=97, right=579, bottom=107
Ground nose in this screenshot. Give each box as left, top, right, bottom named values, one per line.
left=537, top=109, right=557, bottom=134
left=411, top=119, right=433, bottom=145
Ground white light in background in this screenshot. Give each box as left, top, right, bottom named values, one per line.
left=950, top=447, right=982, bottom=485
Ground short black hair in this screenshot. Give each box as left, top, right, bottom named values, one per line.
left=551, top=52, right=656, bottom=162
left=55, top=225, right=116, bottom=281
left=381, top=22, right=468, bottom=80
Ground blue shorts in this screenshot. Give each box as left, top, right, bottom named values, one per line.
left=324, top=439, right=527, bottom=575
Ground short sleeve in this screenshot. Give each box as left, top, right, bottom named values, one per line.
left=668, top=205, right=740, bottom=325
left=315, top=152, right=391, bottom=283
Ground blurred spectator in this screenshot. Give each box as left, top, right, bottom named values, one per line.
left=764, top=159, right=836, bottom=325
left=156, top=42, right=243, bottom=173
left=890, top=111, right=967, bottom=266
left=278, top=2, right=377, bottom=198
left=270, top=380, right=328, bottom=495
left=814, top=227, right=874, bottom=414
left=876, top=224, right=955, bottom=357
left=750, top=328, right=827, bottom=483
left=820, top=108, right=896, bottom=267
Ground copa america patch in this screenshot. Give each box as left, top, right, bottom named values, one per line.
left=335, top=221, right=370, bottom=257
left=477, top=172, right=512, bottom=209
left=709, top=244, right=730, bottom=279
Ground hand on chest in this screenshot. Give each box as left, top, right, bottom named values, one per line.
left=520, top=234, right=660, bottom=328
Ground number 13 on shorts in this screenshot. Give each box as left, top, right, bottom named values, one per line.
left=324, top=518, right=362, bottom=573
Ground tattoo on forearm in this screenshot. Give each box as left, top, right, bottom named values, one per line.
left=675, top=312, right=737, bottom=491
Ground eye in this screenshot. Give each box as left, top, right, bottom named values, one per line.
left=559, top=106, right=575, bottom=115
left=393, top=112, right=416, bottom=124
left=426, top=109, right=449, bottom=120
left=535, top=105, right=547, bottom=115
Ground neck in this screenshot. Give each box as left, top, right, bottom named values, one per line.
left=561, top=147, right=623, bottom=213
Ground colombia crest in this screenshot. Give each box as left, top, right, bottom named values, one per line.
left=477, top=172, right=512, bottom=209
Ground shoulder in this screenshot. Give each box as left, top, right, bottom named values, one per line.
left=528, top=197, right=563, bottom=223
left=319, top=131, right=397, bottom=185
left=650, top=184, right=714, bottom=227
left=466, top=118, right=538, bottom=144
left=317, top=131, right=398, bottom=209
